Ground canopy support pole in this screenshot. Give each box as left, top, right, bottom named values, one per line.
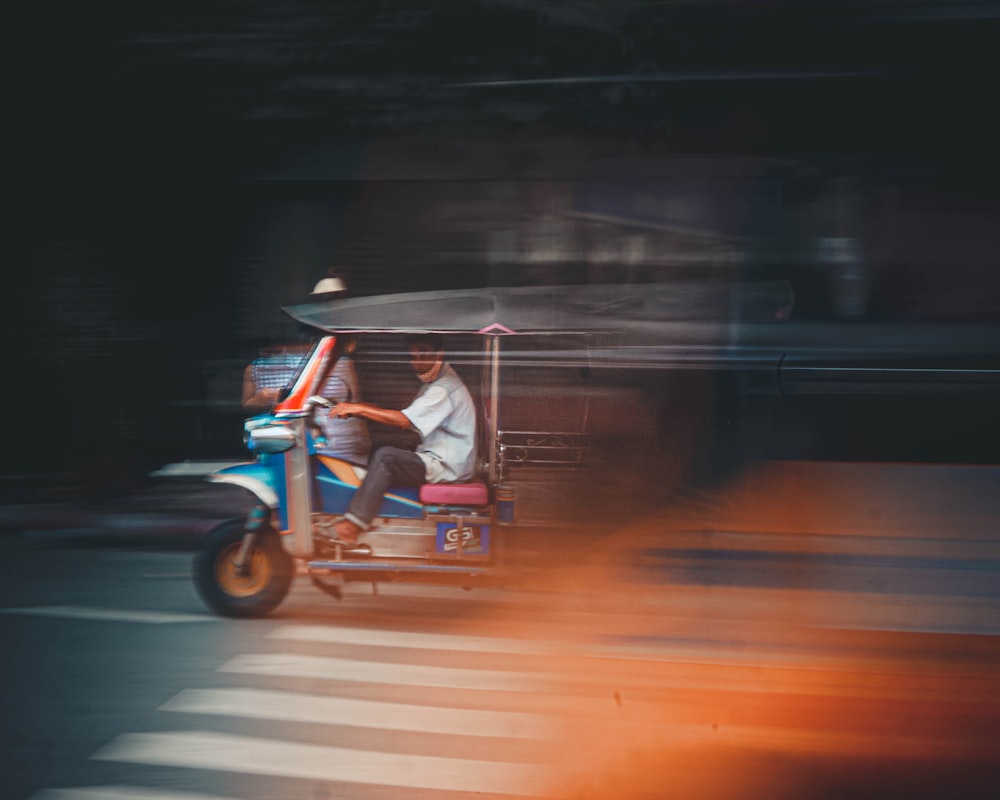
left=486, top=335, right=501, bottom=487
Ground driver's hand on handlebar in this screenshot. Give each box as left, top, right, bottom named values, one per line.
left=330, top=401, right=361, bottom=419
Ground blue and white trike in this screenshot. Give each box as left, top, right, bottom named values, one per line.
left=193, top=286, right=597, bottom=617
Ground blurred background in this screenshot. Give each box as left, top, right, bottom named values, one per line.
left=8, top=0, right=998, bottom=500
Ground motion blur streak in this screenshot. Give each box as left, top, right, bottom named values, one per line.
left=465, top=460, right=1000, bottom=799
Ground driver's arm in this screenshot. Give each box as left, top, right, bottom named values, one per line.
left=331, top=402, right=412, bottom=430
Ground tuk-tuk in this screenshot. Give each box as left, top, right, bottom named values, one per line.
left=193, top=282, right=794, bottom=617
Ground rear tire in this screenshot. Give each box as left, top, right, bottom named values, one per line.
left=193, top=518, right=293, bottom=618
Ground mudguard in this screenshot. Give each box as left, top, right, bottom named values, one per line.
left=206, top=462, right=280, bottom=508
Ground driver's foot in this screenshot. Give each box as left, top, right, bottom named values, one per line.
left=332, top=518, right=363, bottom=547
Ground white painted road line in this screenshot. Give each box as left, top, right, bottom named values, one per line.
left=0, top=606, right=216, bottom=624
left=31, top=787, right=243, bottom=800
left=92, top=730, right=554, bottom=797
left=269, top=623, right=554, bottom=654
left=161, top=686, right=554, bottom=739
left=220, top=652, right=546, bottom=691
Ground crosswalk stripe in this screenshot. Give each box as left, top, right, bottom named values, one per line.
left=92, top=730, right=554, bottom=797
left=219, top=653, right=546, bottom=691
left=30, top=787, right=242, bottom=800
left=269, top=624, right=553, bottom=654
left=161, top=687, right=553, bottom=739
left=0, top=606, right=215, bottom=624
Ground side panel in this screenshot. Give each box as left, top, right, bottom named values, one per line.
left=312, top=457, right=425, bottom=520
left=377, top=485, right=425, bottom=519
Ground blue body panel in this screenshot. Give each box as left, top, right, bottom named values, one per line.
left=222, top=421, right=474, bottom=528
left=221, top=453, right=424, bottom=529
left=312, top=459, right=424, bottom=520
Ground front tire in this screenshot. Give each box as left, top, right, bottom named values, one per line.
left=193, top=518, right=293, bottom=618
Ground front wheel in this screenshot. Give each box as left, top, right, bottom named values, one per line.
left=193, top=518, right=293, bottom=618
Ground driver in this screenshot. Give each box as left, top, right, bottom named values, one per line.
left=324, top=333, right=477, bottom=547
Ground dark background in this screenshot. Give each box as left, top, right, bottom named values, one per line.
left=9, top=1, right=1000, bottom=500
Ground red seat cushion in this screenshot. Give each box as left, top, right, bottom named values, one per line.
left=419, top=482, right=489, bottom=506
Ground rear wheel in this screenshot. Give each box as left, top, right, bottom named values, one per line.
left=193, top=518, right=293, bottom=618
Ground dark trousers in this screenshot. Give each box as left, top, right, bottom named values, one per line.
left=346, top=446, right=427, bottom=526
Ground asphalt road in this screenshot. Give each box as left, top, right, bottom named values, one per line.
left=0, top=534, right=544, bottom=800
left=2, top=498, right=998, bottom=800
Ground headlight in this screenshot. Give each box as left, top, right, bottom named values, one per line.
left=247, top=424, right=296, bottom=454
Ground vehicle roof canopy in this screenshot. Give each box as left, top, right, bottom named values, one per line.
left=284, top=281, right=793, bottom=336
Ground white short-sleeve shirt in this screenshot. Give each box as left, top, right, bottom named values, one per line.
left=402, top=363, right=477, bottom=483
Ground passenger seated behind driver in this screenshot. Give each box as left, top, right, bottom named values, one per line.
left=312, top=335, right=371, bottom=466
left=241, top=344, right=309, bottom=414
left=242, top=342, right=371, bottom=464
left=326, top=333, right=477, bottom=546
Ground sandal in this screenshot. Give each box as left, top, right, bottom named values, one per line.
left=331, top=517, right=364, bottom=546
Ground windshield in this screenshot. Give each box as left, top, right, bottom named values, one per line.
left=247, top=339, right=322, bottom=405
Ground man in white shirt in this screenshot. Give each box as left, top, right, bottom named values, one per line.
left=325, top=333, right=477, bottom=546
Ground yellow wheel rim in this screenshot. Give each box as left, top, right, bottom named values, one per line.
left=215, top=542, right=273, bottom=598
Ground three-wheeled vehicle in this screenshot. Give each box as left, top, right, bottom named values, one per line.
left=193, top=286, right=607, bottom=617
left=192, top=282, right=794, bottom=617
